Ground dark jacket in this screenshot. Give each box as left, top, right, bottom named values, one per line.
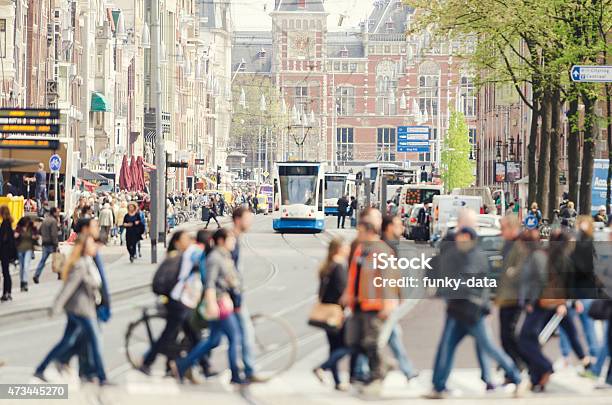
left=570, top=233, right=599, bottom=298
left=40, top=215, right=59, bottom=247
left=337, top=197, right=349, bottom=214
left=319, top=262, right=347, bottom=304
left=0, top=220, right=17, bottom=261
left=444, top=243, right=492, bottom=325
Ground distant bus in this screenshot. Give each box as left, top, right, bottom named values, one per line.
left=257, top=183, right=273, bottom=213
left=323, top=173, right=356, bottom=215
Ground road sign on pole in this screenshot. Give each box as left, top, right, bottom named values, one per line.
left=49, top=154, right=62, bottom=172
left=397, top=126, right=431, bottom=153
left=570, top=65, right=612, bottom=83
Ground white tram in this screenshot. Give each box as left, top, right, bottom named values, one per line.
left=272, top=161, right=325, bottom=232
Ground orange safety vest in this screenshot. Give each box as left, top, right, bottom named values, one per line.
left=345, top=241, right=399, bottom=312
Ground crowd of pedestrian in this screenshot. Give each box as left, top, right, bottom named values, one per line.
left=308, top=205, right=612, bottom=398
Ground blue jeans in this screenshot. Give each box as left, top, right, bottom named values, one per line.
left=388, top=324, right=416, bottom=377
left=592, top=321, right=609, bottom=376
left=17, top=250, right=32, bottom=283
left=36, top=314, right=106, bottom=382
left=34, top=245, right=56, bottom=278
left=432, top=315, right=521, bottom=393
left=177, top=314, right=241, bottom=381
left=559, top=300, right=600, bottom=358
left=236, top=306, right=256, bottom=377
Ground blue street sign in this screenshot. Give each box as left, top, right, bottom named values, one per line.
left=398, top=125, right=430, bottom=141
left=49, top=154, right=62, bottom=172
left=571, top=65, right=612, bottom=83
left=398, top=144, right=430, bottom=153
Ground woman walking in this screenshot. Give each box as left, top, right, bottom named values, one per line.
left=15, top=216, right=36, bottom=292
left=123, top=202, right=144, bottom=263
left=34, top=235, right=108, bottom=385
left=204, top=199, right=221, bottom=229
left=0, top=206, right=16, bottom=301
left=171, top=228, right=244, bottom=384
left=312, top=238, right=350, bottom=391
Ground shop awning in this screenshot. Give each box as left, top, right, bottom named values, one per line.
left=91, top=92, right=111, bottom=112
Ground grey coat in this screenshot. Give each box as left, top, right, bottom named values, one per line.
left=52, top=257, right=101, bottom=319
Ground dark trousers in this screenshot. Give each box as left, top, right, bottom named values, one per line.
left=1, top=258, right=11, bottom=295
left=320, top=328, right=350, bottom=385
left=519, top=307, right=554, bottom=385
left=205, top=214, right=220, bottom=228
left=607, top=311, right=612, bottom=384
left=499, top=306, right=526, bottom=371
left=337, top=214, right=346, bottom=228
left=143, top=300, right=191, bottom=367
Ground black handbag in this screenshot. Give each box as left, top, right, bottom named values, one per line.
left=588, top=300, right=612, bottom=320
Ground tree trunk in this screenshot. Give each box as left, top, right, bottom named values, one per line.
left=527, top=88, right=541, bottom=206
left=567, top=97, right=580, bottom=205
left=548, top=91, right=561, bottom=219
left=579, top=92, right=597, bottom=214
left=606, top=83, right=612, bottom=215
left=536, top=91, right=551, bottom=216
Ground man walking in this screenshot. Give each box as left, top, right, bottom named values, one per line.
left=381, top=215, right=419, bottom=381
left=33, top=207, right=60, bottom=284
left=342, top=208, right=399, bottom=393
left=337, top=195, right=349, bottom=229
left=35, top=163, right=48, bottom=211
left=427, top=210, right=525, bottom=399
left=230, top=207, right=264, bottom=383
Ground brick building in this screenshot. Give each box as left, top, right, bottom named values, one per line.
left=231, top=0, right=478, bottom=175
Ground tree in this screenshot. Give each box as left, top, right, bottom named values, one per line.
left=230, top=75, right=288, bottom=176
left=441, top=111, right=475, bottom=192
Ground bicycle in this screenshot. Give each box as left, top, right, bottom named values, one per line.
left=125, top=305, right=298, bottom=381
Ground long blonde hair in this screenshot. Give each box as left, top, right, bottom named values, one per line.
left=61, top=235, right=92, bottom=280
left=318, top=238, right=344, bottom=280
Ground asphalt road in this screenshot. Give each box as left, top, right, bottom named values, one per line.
left=0, top=215, right=609, bottom=405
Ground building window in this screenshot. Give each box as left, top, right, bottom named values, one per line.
left=0, top=19, right=5, bottom=58
left=376, top=61, right=398, bottom=115
left=418, top=75, right=439, bottom=117
left=336, top=128, right=354, bottom=162
left=418, top=152, right=431, bottom=162
left=460, top=76, right=477, bottom=117
left=469, top=128, right=477, bottom=145
left=335, top=86, right=355, bottom=116
left=294, top=86, right=308, bottom=114
left=377, top=128, right=396, bottom=161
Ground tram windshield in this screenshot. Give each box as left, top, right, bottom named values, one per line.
left=279, top=166, right=318, bottom=206
left=325, top=176, right=346, bottom=200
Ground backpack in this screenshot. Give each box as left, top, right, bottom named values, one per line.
left=524, top=213, right=539, bottom=229
left=152, top=253, right=182, bottom=296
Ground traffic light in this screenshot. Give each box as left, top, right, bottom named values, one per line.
left=216, top=165, right=221, bottom=186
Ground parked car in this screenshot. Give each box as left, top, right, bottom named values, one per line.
left=404, top=204, right=424, bottom=239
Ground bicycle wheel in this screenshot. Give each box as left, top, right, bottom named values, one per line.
left=124, top=313, right=167, bottom=368
left=249, top=313, right=298, bottom=381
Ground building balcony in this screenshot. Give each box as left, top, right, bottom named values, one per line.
left=369, top=33, right=406, bottom=42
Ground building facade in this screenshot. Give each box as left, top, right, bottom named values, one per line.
left=232, top=0, right=478, bottom=178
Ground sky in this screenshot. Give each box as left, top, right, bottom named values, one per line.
left=231, top=0, right=375, bottom=31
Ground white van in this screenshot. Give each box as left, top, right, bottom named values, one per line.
left=397, top=184, right=444, bottom=219
left=431, top=194, right=483, bottom=237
